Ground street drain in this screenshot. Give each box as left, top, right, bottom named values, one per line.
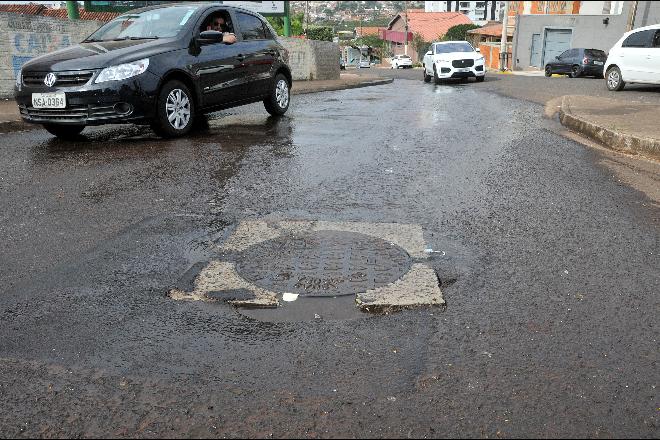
left=234, top=230, right=412, bottom=297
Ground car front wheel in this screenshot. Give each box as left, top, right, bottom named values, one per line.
left=545, top=66, right=552, bottom=77
left=151, top=80, right=195, bottom=138
left=423, top=66, right=431, bottom=83
left=606, top=67, right=625, bottom=91
left=43, top=124, right=85, bottom=140
left=433, top=66, right=440, bottom=84
left=264, top=73, right=290, bottom=116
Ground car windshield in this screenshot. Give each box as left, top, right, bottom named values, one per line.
left=435, top=42, right=474, bottom=54
left=585, top=49, right=607, bottom=58
left=85, top=6, right=199, bottom=41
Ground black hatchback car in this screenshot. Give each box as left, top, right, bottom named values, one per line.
left=14, top=3, right=292, bottom=138
left=544, top=48, right=608, bottom=78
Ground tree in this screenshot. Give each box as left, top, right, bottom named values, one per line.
left=267, top=12, right=305, bottom=36
left=410, top=32, right=430, bottom=61
left=442, top=24, right=481, bottom=41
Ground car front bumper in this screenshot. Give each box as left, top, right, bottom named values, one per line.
left=435, top=63, right=485, bottom=79
left=14, top=70, right=161, bottom=126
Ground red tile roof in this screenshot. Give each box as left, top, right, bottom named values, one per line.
left=468, top=23, right=502, bottom=37
left=389, top=11, right=474, bottom=42
left=41, top=8, right=121, bottom=22
left=355, top=26, right=382, bottom=37
left=0, top=4, right=46, bottom=15
left=0, top=5, right=120, bottom=22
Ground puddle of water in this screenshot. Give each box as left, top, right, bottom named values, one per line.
left=238, top=295, right=365, bottom=323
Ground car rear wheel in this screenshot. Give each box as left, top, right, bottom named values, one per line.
left=545, top=66, right=552, bottom=77
left=423, top=66, right=431, bottom=83
left=264, top=73, right=290, bottom=116
left=43, top=124, right=85, bottom=140
left=151, top=80, right=195, bottom=138
left=606, top=67, right=625, bottom=91
left=569, top=65, right=582, bottom=78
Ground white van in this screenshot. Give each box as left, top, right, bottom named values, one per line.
left=604, top=24, right=660, bottom=91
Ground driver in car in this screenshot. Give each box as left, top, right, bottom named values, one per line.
left=206, top=15, right=237, bottom=44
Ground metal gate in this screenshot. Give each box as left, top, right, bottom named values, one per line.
left=542, top=28, right=572, bottom=67
left=530, top=33, right=541, bottom=68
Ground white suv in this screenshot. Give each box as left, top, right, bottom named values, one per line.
left=391, top=54, right=413, bottom=69
left=605, top=24, right=660, bottom=91
left=423, top=41, right=485, bottom=83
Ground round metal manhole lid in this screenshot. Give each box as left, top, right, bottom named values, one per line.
left=235, top=230, right=412, bottom=297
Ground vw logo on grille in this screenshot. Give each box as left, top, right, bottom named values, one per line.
left=44, top=73, right=57, bottom=87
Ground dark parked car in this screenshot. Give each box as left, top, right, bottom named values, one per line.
left=544, top=48, right=608, bottom=78
left=14, top=3, right=292, bottom=139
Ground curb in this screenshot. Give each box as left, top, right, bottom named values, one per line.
left=559, top=95, right=660, bottom=159
left=292, top=78, right=393, bottom=95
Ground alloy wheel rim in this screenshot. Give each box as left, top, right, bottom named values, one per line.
left=275, top=79, right=289, bottom=109
left=166, top=89, right=191, bottom=130
left=608, top=71, right=619, bottom=88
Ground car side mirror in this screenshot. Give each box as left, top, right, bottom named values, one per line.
left=198, top=30, right=223, bottom=45
left=426, top=51, right=432, bottom=55
left=555, top=56, right=560, bottom=60
left=476, top=48, right=481, bottom=53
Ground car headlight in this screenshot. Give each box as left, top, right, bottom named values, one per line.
left=476, top=57, right=485, bottom=62
left=95, top=58, right=149, bottom=83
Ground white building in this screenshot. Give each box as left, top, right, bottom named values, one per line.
left=425, top=1, right=504, bottom=25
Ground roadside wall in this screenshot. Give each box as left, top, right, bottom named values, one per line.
left=0, top=12, right=103, bottom=98
left=512, top=4, right=632, bottom=70
left=278, top=37, right=340, bottom=81
left=634, top=1, right=660, bottom=28
left=478, top=42, right=512, bottom=70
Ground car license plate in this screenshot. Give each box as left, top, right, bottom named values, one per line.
left=457, top=68, right=469, bottom=72
left=32, top=93, right=66, bottom=109
left=594, top=61, right=604, bottom=65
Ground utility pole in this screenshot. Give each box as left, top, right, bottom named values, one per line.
left=66, top=0, right=79, bottom=20
left=283, top=0, right=291, bottom=37
left=404, top=1, right=408, bottom=56
left=499, top=1, right=509, bottom=71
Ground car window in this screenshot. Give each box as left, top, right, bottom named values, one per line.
left=622, top=29, right=654, bottom=48
left=200, top=10, right=234, bottom=34
left=653, top=30, right=660, bottom=48
left=435, top=42, right=474, bottom=54
left=585, top=49, right=606, bottom=58
left=86, top=5, right=200, bottom=41
left=236, top=12, right=266, bottom=40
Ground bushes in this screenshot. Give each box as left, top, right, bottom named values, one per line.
left=442, top=24, right=481, bottom=41
left=306, top=26, right=335, bottom=41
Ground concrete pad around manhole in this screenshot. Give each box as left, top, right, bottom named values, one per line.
left=356, top=264, right=445, bottom=313
left=173, top=220, right=445, bottom=315
left=168, top=261, right=279, bottom=308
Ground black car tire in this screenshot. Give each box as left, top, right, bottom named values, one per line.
left=43, top=124, right=85, bottom=140
left=151, top=80, right=195, bottom=138
left=476, top=76, right=485, bottom=82
left=433, top=66, right=440, bottom=84
left=423, top=66, right=431, bottom=83
left=545, top=66, right=552, bottom=77
left=264, top=73, right=290, bottom=116
left=606, top=66, right=625, bottom=91
left=569, top=65, right=582, bottom=78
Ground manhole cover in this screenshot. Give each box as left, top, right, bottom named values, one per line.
left=235, top=230, right=412, bottom=297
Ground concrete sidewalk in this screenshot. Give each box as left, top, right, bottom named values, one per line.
left=0, top=74, right=392, bottom=133
left=559, top=95, right=660, bottom=159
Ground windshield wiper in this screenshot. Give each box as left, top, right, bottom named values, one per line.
left=112, top=36, right=159, bottom=41
left=83, top=38, right=104, bottom=42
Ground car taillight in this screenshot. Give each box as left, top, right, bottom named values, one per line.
left=583, top=57, right=589, bottom=64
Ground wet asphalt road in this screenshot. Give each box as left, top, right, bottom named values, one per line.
left=0, top=75, right=659, bottom=438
